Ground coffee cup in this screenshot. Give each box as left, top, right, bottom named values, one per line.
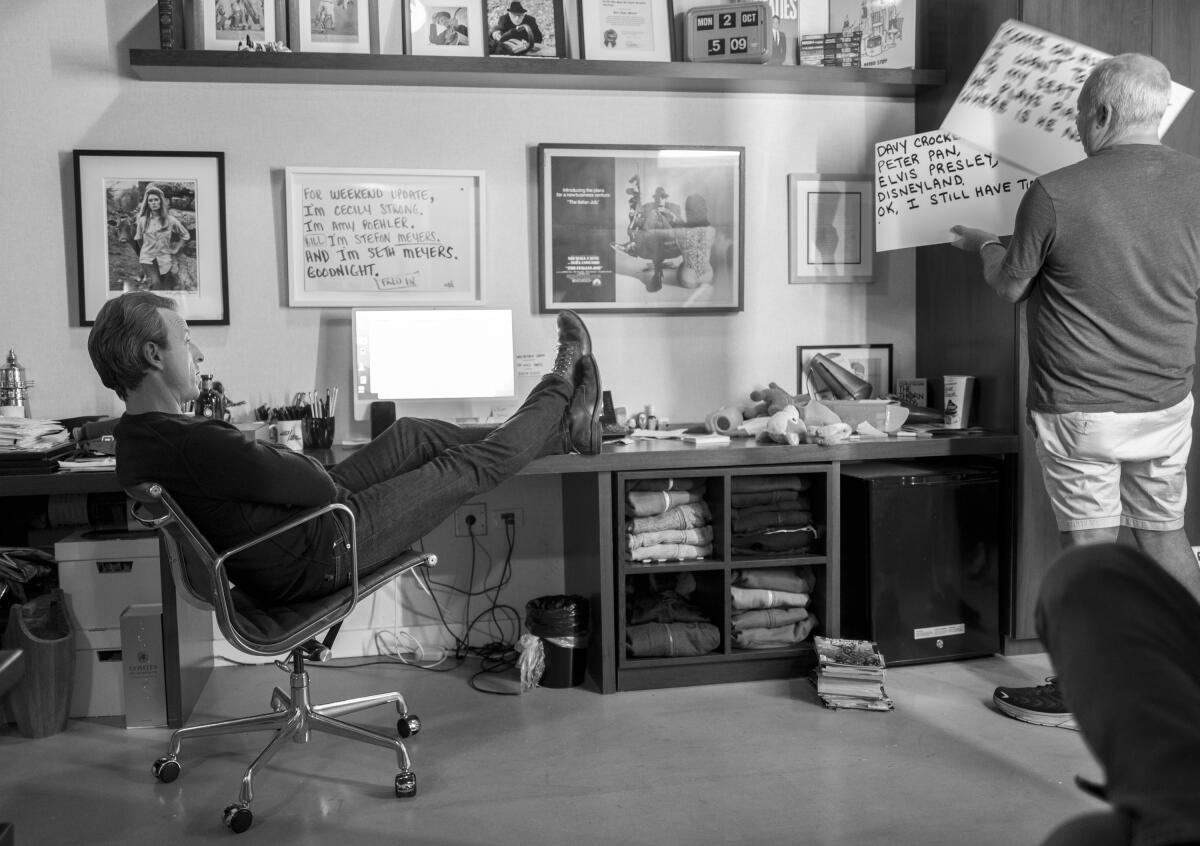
left=943, top=375, right=976, bottom=429
left=272, top=419, right=305, bottom=451
left=302, top=416, right=336, bottom=450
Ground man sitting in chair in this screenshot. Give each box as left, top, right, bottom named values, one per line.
left=87, top=291, right=601, bottom=606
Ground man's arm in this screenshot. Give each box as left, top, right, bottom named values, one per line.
left=949, top=225, right=1035, bottom=303
left=183, top=421, right=337, bottom=507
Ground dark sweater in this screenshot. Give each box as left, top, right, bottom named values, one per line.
left=115, top=412, right=341, bottom=602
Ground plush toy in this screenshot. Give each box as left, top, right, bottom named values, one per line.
left=758, top=405, right=808, bottom=446
left=749, top=382, right=806, bottom=416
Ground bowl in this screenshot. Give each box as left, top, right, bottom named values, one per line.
left=820, top=399, right=910, bottom=433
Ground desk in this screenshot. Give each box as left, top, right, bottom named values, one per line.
left=0, top=433, right=1017, bottom=700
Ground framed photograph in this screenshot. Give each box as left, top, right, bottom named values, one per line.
left=578, top=0, right=674, bottom=61
left=188, top=0, right=286, bottom=50
left=797, top=344, right=893, bottom=398
left=787, top=173, right=874, bottom=283
left=828, top=0, right=915, bottom=69
left=375, top=0, right=408, bottom=53
left=407, top=1, right=485, bottom=55
left=485, top=0, right=566, bottom=57
left=284, top=166, right=485, bottom=307
left=537, top=143, right=744, bottom=314
left=289, top=0, right=373, bottom=53
left=73, top=150, right=229, bottom=327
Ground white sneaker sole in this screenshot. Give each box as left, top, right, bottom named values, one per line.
left=994, top=696, right=1079, bottom=730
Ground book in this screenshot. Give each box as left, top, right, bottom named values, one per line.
left=682, top=432, right=730, bottom=446
left=811, top=636, right=893, bottom=711
left=895, top=378, right=927, bottom=408
left=157, top=0, right=184, bottom=50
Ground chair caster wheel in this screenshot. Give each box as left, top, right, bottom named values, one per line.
left=397, top=714, right=421, bottom=738
left=395, top=770, right=417, bottom=798
left=223, top=804, right=253, bottom=833
left=152, top=756, right=181, bottom=783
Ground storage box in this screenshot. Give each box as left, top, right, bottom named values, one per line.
left=121, top=604, right=167, bottom=728
left=822, top=399, right=911, bottom=433
left=70, top=627, right=124, bottom=718
left=55, top=531, right=161, bottom=632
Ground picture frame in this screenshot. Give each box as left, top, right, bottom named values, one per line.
left=578, top=0, right=674, bottom=61
left=284, top=166, right=485, bottom=307
left=375, top=0, right=408, bottom=53
left=73, top=150, right=230, bottom=327
left=797, top=344, right=893, bottom=398
left=787, top=173, right=874, bottom=283
left=485, top=0, right=566, bottom=57
left=188, top=0, right=286, bottom=50
left=537, top=143, right=744, bottom=314
left=407, top=1, right=485, bottom=56
left=288, top=0, right=373, bottom=53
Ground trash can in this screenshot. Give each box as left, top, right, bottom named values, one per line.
left=525, top=595, right=590, bottom=688
left=1, top=589, right=75, bottom=737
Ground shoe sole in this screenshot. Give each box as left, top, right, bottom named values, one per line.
left=583, top=354, right=602, bottom=454
left=994, top=697, right=1079, bottom=730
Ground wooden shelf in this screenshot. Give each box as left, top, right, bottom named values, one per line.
left=128, top=49, right=945, bottom=96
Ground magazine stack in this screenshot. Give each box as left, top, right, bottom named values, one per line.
left=811, top=635, right=893, bottom=711
left=797, top=32, right=862, bottom=67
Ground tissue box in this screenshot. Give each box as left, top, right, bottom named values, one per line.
left=822, top=400, right=910, bottom=433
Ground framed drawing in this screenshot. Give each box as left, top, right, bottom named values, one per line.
left=578, top=0, right=674, bottom=61
left=73, top=150, right=229, bottom=327
left=485, top=0, right=566, bottom=57
left=407, top=1, right=485, bottom=55
left=188, top=0, right=287, bottom=49
left=797, top=344, right=893, bottom=398
left=284, top=166, right=485, bottom=307
left=537, top=143, right=744, bottom=314
left=787, top=173, right=874, bottom=283
left=289, top=0, right=373, bottom=53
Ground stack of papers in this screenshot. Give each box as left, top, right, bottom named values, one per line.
left=57, top=455, right=116, bottom=472
left=0, top=418, right=70, bottom=451
left=811, top=636, right=894, bottom=711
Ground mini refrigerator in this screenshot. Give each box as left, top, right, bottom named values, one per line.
left=840, top=461, right=1002, bottom=666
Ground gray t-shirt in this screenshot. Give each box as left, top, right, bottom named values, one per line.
left=999, top=144, right=1200, bottom=414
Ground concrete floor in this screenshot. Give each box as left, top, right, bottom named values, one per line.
left=0, top=652, right=1100, bottom=845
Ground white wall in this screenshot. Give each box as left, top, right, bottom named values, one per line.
left=1, top=1, right=915, bottom=654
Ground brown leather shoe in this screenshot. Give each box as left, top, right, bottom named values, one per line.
left=549, top=310, right=592, bottom=386
left=566, top=354, right=601, bottom=455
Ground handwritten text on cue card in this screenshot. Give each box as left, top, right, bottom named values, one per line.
left=942, top=19, right=1192, bottom=177
left=874, top=131, right=1036, bottom=251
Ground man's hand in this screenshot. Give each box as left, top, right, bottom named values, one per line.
left=949, top=225, right=999, bottom=253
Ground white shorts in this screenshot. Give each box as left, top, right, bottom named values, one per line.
left=1032, top=394, right=1193, bottom=532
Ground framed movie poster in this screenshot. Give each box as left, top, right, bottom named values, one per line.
left=578, top=0, right=674, bottom=61
left=538, top=143, right=744, bottom=314
left=74, top=150, right=229, bottom=326
left=407, top=1, right=485, bottom=55
left=485, top=0, right=566, bottom=57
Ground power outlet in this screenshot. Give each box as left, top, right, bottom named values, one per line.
left=489, top=508, right=525, bottom=530
left=455, top=503, right=487, bottom=537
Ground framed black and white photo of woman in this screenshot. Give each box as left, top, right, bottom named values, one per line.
left=538, top=143, right=744, bottom=314
left=74, top=150, right=230, bottom=326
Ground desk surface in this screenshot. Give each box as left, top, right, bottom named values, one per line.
left=0, top=432, right=1017, bottom=496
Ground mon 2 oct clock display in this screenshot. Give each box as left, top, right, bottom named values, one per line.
left=683, top=2, right=770, bottom=63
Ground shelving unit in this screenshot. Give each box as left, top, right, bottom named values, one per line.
left=128, top=49, right=945, bottom=96
left=615, top=465, right=836, bottom=691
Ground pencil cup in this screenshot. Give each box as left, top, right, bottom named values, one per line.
left=272, top=419, right=305, bottom=451
left=302, top=416, right=336, bottom=450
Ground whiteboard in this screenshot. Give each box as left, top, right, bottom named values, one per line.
left=942, top=19, right=1193, bottom=177
left=285, top=167, right=485, bottom=307
left=874, top=131, right=1037, bottom=252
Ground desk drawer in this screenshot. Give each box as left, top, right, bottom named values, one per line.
left=56, top=531, right=161, bottom=631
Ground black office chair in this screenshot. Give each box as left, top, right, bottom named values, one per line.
left=126, top=482, right=437, bottom=834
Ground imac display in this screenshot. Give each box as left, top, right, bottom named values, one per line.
left=352, top=309, right=515, bottom=420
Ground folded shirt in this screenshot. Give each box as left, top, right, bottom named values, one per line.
left=730, top=475, right=812, bottom=493
left=732, top=566, right=816, bottom=593
left=732, top=617, right=819, bottom=649
left=626, top=621, right=721, bottom=658
left=730, top=585, right=811, bottom=610
left=627, top=501, right=712, bottom=535
left=732, top=499, right=811, bottom=519
left=731, top=606, right=810, bottom=631
left=629, top=542, right=713, bottom=563
left=627, top=524, right=714, bottom=552
left=627, top=477, right=707, bottom=493
left=626, top=488, right=706, bottom=517
left=628, top=590, right=711, bottom=625
left=731, top=526, right=819, bottom=555
left=730, top=489, right=805, bottom=509
left=731, top=508, right=813, bottom=534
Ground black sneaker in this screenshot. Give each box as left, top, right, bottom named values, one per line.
left=993, top=676, right=1078, bottom=730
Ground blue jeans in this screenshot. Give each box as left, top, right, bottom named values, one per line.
left=327, top=374, right=571, bottom=579
left=1037, top=544, right=1200, bottom=846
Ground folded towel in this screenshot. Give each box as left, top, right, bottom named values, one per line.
left=627, top=524, right=714, bottom=552
left=732, top=566, right=817, bottom=593
left=730, top=586, right=810, bottom=610
left=626, top=488, right=706, bottom=517
left=626, top=622, right=721, bottom=658
left=628, top=501, right=712, bottom=534
left=732, top=617, right=819, bottom=649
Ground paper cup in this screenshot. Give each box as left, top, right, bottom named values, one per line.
left=943, top=376, right=976, bottom=428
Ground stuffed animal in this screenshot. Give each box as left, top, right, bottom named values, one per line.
left=758, top=406, right=808, bottom=445
left=749, top=382, right=806, bottom=416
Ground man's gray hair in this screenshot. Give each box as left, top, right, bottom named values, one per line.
left=1082, top=53, right=1172, bottom=133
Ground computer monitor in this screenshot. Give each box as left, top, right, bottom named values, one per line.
left=352, top=308, right=515, bottom=421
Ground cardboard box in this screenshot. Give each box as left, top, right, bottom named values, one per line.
left=70, top=628, right=123, bottom=718
left=121, top=604, right=167, bottom=728
left=55, top=531, right=161, bottom=632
